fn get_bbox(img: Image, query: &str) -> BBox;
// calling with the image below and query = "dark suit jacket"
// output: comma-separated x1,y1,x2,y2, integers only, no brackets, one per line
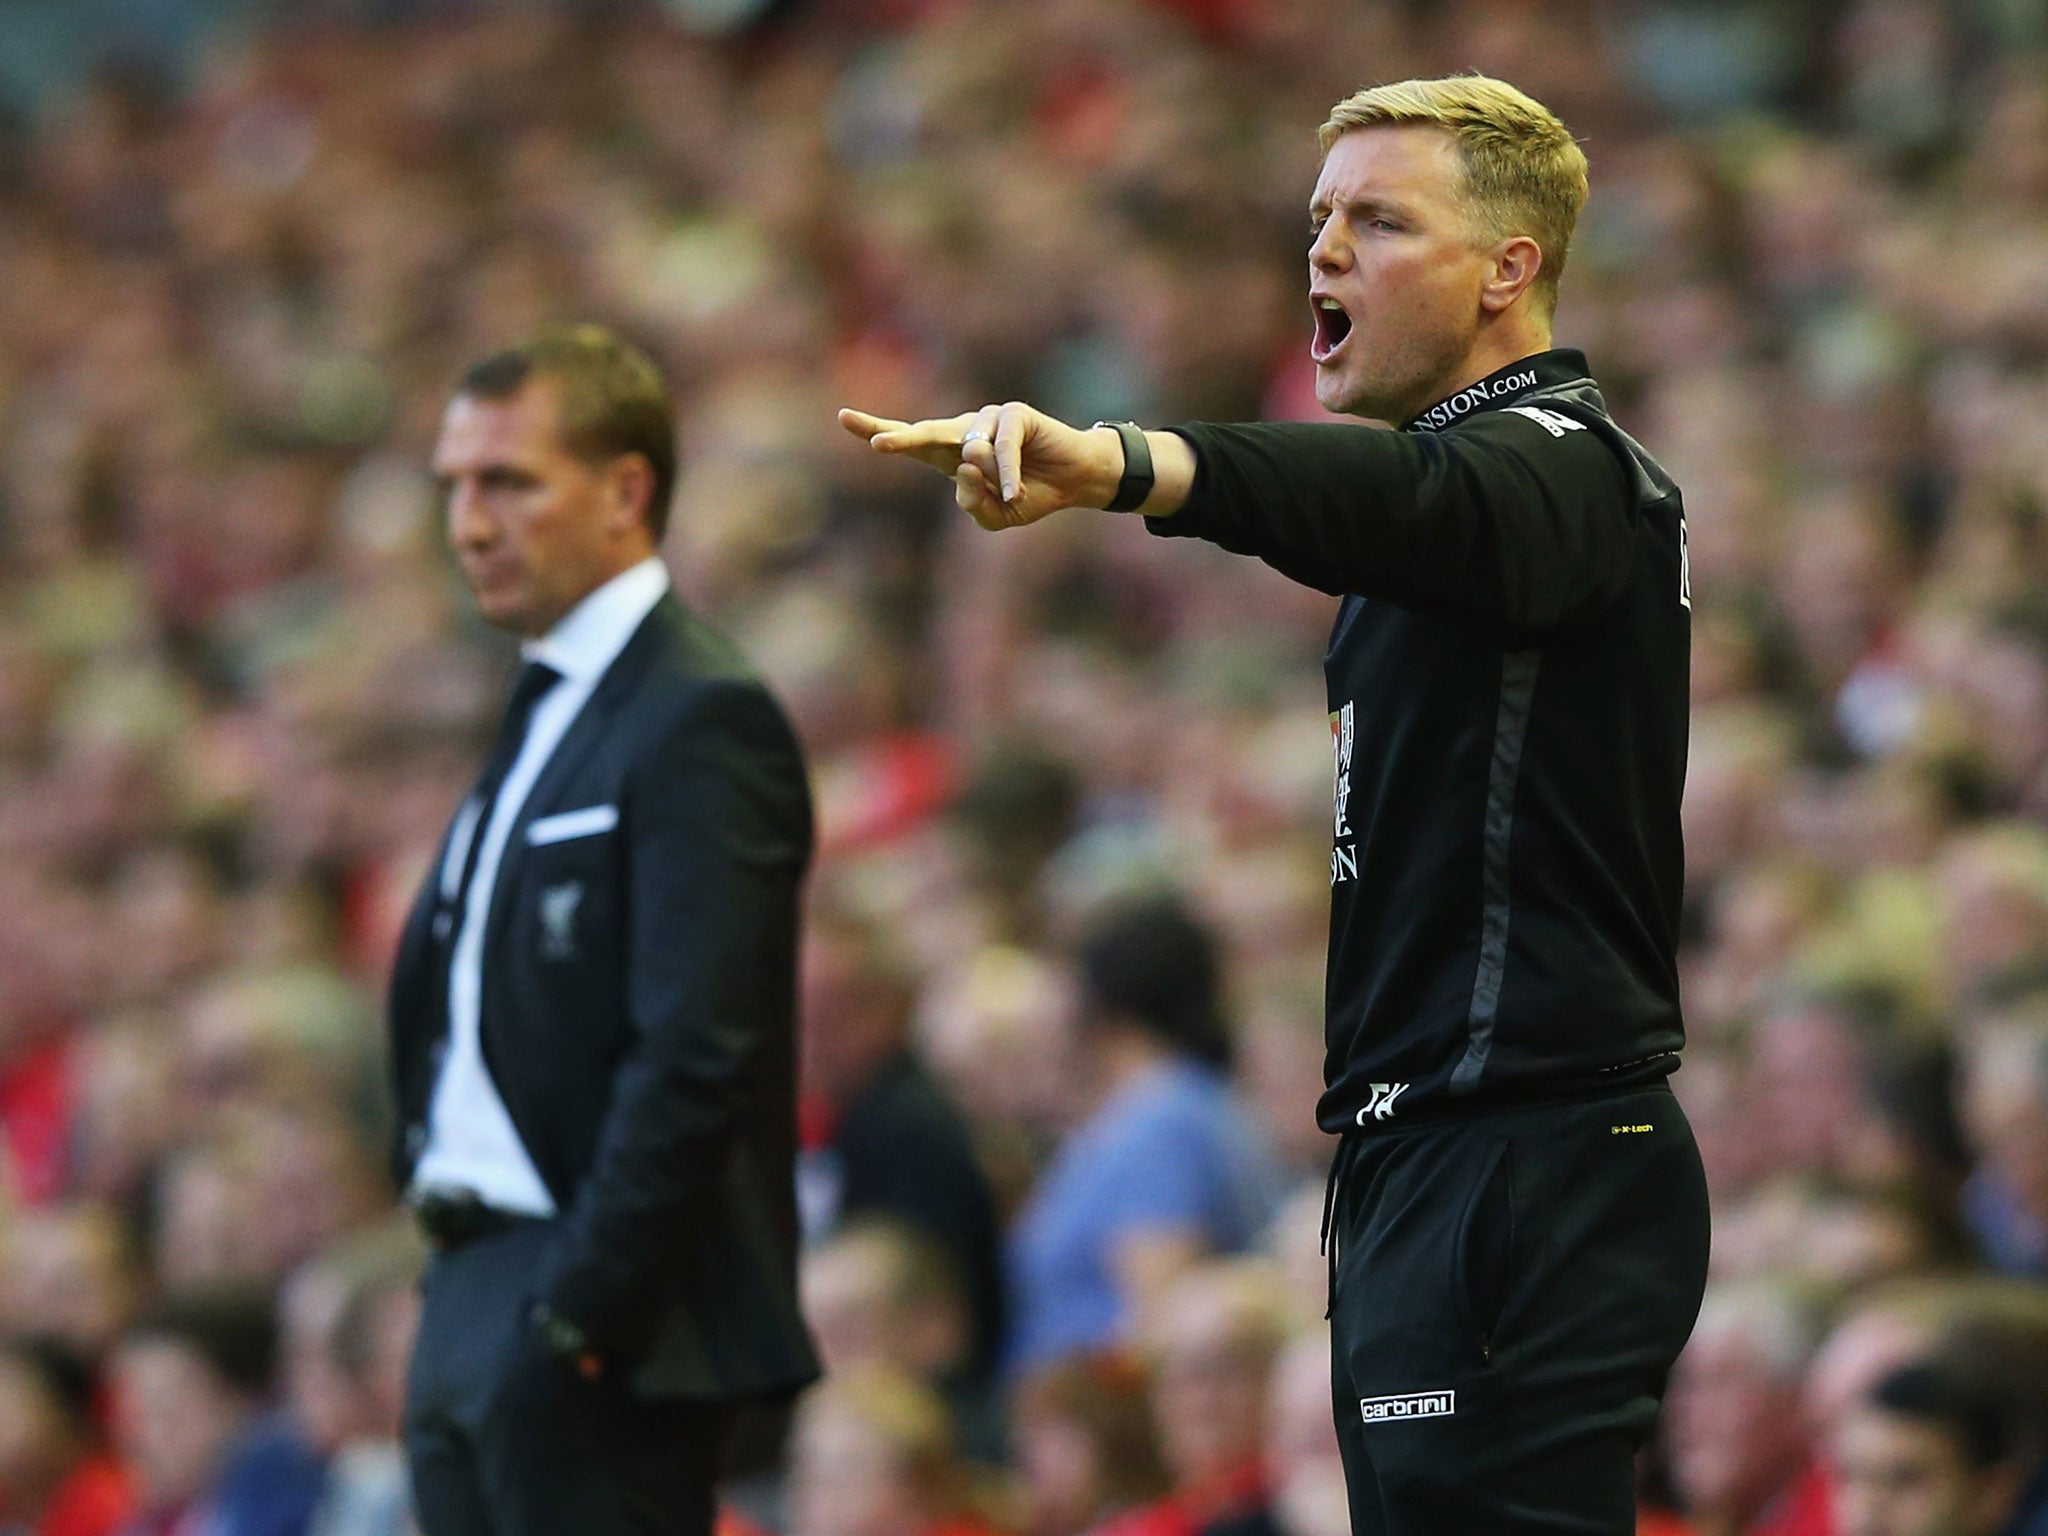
389,593,819,1402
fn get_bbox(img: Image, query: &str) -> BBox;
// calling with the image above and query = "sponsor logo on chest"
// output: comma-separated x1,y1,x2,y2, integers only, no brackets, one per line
1330,701,1358,885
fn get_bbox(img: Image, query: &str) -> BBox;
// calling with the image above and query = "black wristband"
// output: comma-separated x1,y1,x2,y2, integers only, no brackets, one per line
1093,420,1155,513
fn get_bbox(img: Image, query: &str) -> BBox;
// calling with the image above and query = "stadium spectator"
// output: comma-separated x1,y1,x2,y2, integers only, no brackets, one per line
1007,897,1281,1373
1804,1285,1955,1444
785,1367,1006,1536
277,1221,423,1536
1009,1353,1170,1536
1829,1360,2030,1536
0,1336,133,1536
109,1287,325,1536
0,1204,143,1361
1926,1291,2048,1534
1227,969,1333,1188
801,1219,998,1460
911,943,1077,1222
1955,997,2048,1278
798,902,1007,1379
1665,1281,1832,1536
62,1013,181,1210
1202,1326,1348,1536
803,1221,971,1387
1094,1262,1291,1536
1937,832,2048,1011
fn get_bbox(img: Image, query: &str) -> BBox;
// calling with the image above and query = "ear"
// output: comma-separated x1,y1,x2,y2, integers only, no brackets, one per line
1479,235,1544,315
603,454,658,544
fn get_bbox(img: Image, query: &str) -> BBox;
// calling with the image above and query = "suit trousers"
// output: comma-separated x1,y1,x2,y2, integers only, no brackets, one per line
1327,1083,1711,1535
404,1220,730,1536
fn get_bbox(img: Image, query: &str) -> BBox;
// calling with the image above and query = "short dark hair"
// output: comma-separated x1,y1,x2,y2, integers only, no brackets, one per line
1076,894,1232,1069
1869,1360,2021,1471
457,325,679,540
126,1285,278,1399
0,1335,99,1432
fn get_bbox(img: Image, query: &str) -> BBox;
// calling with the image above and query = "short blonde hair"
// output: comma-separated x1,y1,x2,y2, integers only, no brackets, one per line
1320,75,1589,318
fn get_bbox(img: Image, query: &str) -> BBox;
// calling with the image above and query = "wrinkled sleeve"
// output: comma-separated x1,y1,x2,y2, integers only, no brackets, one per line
1147,411,1638,632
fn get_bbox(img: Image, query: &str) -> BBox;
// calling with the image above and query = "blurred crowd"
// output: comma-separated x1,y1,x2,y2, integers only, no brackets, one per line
2,1,2048,1534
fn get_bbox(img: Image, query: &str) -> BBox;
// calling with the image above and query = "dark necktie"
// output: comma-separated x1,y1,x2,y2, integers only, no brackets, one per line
446,659,562,925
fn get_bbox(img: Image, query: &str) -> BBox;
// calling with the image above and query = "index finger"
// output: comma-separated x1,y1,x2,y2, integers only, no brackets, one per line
838,408,909,442
838,408,979,452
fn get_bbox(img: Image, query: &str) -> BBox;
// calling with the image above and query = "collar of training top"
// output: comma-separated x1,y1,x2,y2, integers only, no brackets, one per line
1402,349,1590,434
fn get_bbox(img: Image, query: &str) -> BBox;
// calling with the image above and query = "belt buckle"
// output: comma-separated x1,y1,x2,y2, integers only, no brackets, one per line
414,1187,489,1247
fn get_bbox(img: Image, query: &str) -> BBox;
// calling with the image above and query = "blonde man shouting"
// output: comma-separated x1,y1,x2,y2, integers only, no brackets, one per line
844,76,1708,1535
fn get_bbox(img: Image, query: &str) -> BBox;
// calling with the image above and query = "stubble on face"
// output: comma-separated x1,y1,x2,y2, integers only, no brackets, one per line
1307,127,1494,425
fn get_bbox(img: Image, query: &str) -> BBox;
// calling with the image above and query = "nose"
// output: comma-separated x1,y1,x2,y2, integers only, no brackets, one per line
446,481,494,551
1310,220,1347,275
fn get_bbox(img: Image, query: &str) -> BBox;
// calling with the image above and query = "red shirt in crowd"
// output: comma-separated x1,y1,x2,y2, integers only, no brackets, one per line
716,1512,1003,1536
1748,1461,1835,1536
1094,1459,1267,1536
21,1454,134,1536
0,1036,74,1204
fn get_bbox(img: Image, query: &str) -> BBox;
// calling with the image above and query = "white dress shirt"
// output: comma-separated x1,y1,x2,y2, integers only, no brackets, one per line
410,556,671,1214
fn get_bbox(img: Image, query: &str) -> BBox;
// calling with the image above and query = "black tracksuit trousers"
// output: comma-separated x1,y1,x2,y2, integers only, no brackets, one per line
1327,1083,1710,1534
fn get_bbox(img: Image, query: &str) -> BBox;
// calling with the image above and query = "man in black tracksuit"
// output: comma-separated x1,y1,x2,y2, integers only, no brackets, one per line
843,73,1710,1536
1161,348,1710,1534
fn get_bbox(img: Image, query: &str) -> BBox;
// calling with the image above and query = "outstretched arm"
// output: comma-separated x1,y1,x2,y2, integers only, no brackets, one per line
837,401,1197,528
842,397,1643,632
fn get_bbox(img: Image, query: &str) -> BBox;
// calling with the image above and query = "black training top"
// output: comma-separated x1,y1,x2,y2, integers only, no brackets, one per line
1149,349,1690,1133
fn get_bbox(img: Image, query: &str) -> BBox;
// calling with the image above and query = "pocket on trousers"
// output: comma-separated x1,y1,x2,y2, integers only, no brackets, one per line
1454,1138,1517,1360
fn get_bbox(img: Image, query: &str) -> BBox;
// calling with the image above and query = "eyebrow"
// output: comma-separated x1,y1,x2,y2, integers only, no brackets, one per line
1308,193,1420,223
433,460,537,484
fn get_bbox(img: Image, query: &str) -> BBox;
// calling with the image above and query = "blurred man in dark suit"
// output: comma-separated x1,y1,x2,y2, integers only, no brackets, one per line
388,327,817,1536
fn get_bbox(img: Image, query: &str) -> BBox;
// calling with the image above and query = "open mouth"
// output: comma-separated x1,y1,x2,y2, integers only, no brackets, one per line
1311,296,1353,363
